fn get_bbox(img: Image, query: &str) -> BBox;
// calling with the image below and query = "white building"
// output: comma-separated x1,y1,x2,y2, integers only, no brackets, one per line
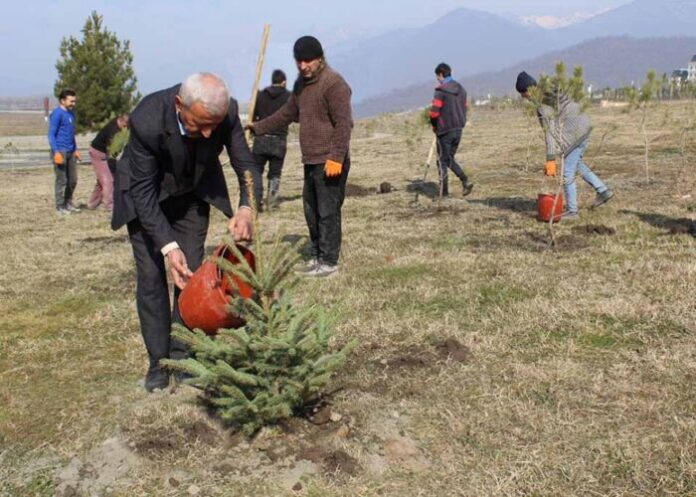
689,55,696,82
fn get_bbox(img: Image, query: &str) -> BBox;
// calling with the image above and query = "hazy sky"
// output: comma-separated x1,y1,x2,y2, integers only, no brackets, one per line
1,0,632,98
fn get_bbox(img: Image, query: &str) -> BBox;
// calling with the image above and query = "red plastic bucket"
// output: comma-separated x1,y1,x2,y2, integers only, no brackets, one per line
178,244,255,335
537,193,563,222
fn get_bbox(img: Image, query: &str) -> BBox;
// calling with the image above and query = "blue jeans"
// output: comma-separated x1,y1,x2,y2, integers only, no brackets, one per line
563,139,607,213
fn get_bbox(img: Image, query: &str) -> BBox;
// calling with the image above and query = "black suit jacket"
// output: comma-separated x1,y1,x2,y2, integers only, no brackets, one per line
111,85,261,251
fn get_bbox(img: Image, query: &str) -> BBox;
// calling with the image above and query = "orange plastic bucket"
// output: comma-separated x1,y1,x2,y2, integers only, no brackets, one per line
537,193,563,222
178,244,255,335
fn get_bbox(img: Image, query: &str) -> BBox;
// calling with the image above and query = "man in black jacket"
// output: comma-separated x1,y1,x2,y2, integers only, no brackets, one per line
112,72,261,392
252,69,291,209
429,62,473,197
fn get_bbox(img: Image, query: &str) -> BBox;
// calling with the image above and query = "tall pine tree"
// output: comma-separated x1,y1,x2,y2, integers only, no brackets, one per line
162,173,354,436
54,11,140,133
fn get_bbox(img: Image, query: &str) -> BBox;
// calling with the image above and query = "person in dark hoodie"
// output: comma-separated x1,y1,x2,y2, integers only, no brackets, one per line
429,63,473,197
252,69,291,209
516,71,614,219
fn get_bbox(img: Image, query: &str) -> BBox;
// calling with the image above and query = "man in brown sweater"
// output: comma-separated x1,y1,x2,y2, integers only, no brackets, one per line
248,36,353,277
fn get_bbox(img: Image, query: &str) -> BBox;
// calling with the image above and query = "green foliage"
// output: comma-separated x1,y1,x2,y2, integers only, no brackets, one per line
107,128,130,158
533,62,587,109
54,11,139,133
419,106,432,128
162,174,354,435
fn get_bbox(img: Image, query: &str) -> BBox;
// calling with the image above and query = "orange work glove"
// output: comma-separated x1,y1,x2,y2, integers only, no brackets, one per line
53,152,64,166
324,159,343,178
74,150,81,161
544,159,557,177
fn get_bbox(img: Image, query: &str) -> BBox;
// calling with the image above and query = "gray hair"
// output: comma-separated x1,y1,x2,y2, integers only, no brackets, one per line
179,72,230,116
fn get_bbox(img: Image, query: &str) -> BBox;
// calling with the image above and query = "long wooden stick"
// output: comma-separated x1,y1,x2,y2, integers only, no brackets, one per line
245,24,270,144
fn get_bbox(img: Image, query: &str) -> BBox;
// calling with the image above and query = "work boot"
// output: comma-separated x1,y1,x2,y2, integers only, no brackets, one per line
461,180,474,197
268,178,281,209
144,367,169,392
592,189,614,209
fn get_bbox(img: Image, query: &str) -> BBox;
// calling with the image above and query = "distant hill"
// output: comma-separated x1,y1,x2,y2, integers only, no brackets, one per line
354,36,696,118
332,0,696,102
562,0,696,42
331,8,551,101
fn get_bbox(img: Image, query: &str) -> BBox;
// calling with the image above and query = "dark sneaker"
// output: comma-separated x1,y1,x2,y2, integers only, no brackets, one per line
592,189,614,209
304,263,338,278
294,258,318,274
462,182,474,197
561,211,579,220
173,371,193,385
144,368,169,392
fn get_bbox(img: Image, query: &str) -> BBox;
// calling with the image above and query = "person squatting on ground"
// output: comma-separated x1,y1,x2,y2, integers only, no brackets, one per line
429,63,474,197
248,36,353,278
252,69,291,210
88,113,130,211
111,73,261,392
48,89,81,215
516,71,614,219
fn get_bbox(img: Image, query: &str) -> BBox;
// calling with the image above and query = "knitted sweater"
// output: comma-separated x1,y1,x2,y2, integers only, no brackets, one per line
253,65,353,165
537,91,591,160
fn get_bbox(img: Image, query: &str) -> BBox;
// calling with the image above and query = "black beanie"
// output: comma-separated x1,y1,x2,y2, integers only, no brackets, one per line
516,71,537,93
294,36,324,61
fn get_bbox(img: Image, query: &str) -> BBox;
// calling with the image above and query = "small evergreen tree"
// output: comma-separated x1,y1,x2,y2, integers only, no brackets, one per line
54,11,139,133
626,70,661,184
161,173,354,436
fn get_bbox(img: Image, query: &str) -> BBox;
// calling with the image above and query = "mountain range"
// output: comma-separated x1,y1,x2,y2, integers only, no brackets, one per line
353,36,696,118
329,0,696,111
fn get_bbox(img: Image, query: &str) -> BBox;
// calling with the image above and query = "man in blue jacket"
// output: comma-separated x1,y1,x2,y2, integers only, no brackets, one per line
48,89,81,214
429,63,473,197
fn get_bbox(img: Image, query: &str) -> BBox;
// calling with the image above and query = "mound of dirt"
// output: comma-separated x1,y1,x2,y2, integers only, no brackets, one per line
571,224,616,236
55,437,139,497
434,338,471,363
346,184,373,197
378,182,394,194
666,218,696,236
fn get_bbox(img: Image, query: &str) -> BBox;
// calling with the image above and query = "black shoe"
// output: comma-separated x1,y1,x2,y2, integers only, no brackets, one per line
173,371,193,385
144,368,169,392
462,182,474,197
592,189,614,209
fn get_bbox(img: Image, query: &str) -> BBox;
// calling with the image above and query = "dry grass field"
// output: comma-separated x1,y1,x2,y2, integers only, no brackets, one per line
1,101,695,496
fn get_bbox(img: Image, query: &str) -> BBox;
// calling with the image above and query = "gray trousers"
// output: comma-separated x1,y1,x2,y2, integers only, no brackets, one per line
126,193,210,373
54,151,78,209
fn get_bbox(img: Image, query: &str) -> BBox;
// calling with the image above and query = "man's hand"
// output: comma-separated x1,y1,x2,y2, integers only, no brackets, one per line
544,159,557,177
53,152,64,166
74,150,82,161
228,207,253,241
324,159,343,178
166,248,193,290
243,123,256,134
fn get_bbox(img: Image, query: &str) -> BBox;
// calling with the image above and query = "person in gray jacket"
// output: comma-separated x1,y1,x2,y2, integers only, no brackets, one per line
516,71,613,218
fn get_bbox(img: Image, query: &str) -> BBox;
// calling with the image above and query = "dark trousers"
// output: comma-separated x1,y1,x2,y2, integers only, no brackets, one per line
253,153,285,180
436,129,468,195
303,158,350,266
126,193,210,372
54,150,78,209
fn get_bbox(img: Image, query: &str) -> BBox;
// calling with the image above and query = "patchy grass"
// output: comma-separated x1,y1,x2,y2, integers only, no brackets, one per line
1,101,695,496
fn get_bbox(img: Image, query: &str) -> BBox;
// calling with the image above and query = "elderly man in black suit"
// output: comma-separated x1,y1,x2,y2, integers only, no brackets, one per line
112,72,261,392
